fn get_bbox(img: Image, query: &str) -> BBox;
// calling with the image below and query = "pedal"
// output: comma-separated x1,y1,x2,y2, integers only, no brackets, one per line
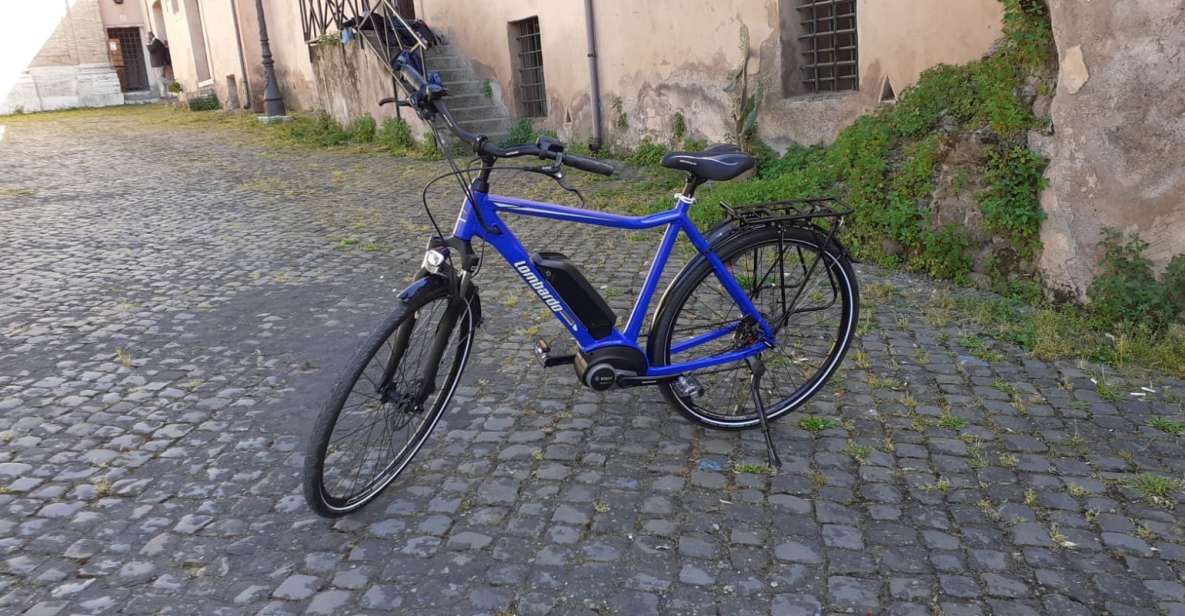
673,375,704,399
535,339,575,368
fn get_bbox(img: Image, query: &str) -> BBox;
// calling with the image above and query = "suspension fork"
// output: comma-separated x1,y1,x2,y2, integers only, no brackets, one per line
379,316,416,401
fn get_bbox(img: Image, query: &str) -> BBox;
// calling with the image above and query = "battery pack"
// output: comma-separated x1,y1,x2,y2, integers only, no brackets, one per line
532,252,617,339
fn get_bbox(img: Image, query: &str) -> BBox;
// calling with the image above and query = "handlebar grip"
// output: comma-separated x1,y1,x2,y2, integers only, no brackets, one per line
562,154,614,177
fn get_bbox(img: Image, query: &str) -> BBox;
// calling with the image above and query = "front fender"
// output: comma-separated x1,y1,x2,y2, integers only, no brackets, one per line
396,273,482,328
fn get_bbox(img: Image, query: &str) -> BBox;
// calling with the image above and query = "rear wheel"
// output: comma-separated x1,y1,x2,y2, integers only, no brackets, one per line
303,278,476,517
649,226,858,430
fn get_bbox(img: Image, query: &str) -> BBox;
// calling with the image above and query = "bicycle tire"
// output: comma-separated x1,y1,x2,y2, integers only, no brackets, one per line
649,226,858,430
303,277,476,517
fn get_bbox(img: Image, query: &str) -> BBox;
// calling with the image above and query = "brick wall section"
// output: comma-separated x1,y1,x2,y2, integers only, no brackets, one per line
29,0,111,68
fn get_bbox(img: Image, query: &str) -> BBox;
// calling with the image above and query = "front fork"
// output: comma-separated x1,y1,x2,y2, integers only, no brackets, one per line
380,236,480,411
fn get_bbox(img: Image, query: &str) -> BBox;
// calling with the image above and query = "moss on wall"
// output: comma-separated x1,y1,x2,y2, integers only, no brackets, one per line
672,0,1055,290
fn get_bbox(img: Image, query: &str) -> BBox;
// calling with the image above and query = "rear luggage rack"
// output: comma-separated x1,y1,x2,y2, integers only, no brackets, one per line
719,197,851,227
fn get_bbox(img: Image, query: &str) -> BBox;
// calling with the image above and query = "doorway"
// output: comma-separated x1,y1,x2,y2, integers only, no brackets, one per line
107,28,150,92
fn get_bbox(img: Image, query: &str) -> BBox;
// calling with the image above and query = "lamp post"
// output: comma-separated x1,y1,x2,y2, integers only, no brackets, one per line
254,0,287,120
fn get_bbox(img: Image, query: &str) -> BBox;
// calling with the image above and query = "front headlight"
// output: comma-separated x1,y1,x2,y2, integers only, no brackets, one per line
421,248,449,274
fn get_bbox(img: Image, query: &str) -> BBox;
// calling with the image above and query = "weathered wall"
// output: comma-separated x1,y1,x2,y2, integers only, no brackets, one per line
157,0,316,111
159,0,204,93
260,0,320,111
418,0,1002,148
309,40,429,138
0,0,123,114
198,0,250,108
760,0,1004,148
1038,0,1185,299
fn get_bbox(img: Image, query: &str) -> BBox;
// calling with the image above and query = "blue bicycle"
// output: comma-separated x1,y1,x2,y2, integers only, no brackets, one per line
303,56,860,517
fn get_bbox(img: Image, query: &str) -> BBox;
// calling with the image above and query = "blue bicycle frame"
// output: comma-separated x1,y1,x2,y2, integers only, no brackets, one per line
451,189,777,378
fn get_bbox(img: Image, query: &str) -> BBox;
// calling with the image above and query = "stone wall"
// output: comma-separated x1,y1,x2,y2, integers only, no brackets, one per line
309,41,430,138
1038,0,1185,299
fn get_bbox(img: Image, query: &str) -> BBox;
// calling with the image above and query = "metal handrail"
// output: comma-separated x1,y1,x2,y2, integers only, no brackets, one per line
299,0,425,52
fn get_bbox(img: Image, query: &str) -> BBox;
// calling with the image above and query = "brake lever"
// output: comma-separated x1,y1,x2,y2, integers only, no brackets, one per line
525,161,586,207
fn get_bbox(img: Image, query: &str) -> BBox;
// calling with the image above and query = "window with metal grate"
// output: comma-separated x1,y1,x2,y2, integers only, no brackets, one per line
796,0,858,94
510,17,547,118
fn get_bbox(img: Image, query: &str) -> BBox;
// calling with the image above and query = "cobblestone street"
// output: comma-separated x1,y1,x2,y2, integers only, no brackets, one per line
2,107,1185,615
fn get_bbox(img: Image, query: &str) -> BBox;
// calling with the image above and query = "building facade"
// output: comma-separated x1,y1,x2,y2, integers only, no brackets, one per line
3,1,123,114
418,0,1004,148
156,0,318,111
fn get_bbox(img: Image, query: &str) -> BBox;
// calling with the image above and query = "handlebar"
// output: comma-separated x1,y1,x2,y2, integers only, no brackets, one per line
391,55,614,177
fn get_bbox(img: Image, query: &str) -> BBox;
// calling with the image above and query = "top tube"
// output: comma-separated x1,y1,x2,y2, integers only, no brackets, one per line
488,194,688,231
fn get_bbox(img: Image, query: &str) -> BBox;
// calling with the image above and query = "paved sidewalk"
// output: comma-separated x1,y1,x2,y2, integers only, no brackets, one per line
1,108,1184,615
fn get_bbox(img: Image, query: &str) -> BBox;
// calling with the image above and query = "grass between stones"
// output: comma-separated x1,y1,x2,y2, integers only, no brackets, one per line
798,416,839,433
1148,418,1185,436
1126,473,1184,508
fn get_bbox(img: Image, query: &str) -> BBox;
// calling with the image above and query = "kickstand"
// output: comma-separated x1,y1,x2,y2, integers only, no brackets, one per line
746,355,782,469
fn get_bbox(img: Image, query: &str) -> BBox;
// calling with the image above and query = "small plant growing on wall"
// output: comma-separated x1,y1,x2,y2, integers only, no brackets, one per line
725,23,764,152
672,112,687,145
480,80,493,99
612,96,627,131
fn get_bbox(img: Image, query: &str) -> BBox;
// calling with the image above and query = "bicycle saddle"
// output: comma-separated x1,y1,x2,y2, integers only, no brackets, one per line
661,144,755,182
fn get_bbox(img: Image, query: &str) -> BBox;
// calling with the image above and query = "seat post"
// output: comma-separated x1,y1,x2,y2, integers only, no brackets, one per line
681,174,705,199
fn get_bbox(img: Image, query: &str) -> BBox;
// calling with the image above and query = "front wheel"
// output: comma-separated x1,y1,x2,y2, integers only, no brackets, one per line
649,226,859,430
303,277,477,517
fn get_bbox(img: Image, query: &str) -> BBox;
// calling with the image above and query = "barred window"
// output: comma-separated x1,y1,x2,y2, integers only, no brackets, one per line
510,17,547,118
782,0,859,96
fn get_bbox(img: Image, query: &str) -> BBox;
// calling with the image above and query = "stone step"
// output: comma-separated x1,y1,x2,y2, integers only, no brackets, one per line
442,92,497,110
448,103,505,122
442,80,488,96
422,54,466,69
454,116,513,136
427,66,470,82
123,91,160,104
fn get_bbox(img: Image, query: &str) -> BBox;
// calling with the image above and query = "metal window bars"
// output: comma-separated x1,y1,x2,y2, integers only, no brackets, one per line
298,0,427,80
797,0,858,93
512,17,547,118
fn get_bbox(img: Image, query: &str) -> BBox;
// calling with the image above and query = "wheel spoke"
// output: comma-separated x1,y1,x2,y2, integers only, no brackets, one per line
658,232,854,426
310,294,472,512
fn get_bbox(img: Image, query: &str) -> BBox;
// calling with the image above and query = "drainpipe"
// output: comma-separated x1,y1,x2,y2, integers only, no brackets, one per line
230,0,253,107
583,0,603,151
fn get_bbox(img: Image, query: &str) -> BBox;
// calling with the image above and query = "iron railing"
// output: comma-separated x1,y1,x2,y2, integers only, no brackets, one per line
299,0,425,52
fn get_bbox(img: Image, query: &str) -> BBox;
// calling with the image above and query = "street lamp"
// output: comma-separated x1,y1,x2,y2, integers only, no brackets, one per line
255,0,287,120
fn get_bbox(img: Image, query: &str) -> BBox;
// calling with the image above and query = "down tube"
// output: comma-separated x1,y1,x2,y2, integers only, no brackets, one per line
474,214,604,349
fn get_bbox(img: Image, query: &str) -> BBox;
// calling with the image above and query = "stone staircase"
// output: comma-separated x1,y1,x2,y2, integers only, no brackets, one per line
356,26,513,146
422,43,513,145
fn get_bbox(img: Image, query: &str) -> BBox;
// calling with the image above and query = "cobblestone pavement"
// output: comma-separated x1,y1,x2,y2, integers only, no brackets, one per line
2,107,1185,616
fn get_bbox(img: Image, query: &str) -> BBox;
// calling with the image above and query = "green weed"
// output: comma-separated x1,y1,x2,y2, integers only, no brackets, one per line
1148,418,1185,436
938,413,968,430
377,118,416,151
734,462,772,474
1127,473,1183,507
841,440,873,464
799,416,839,432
